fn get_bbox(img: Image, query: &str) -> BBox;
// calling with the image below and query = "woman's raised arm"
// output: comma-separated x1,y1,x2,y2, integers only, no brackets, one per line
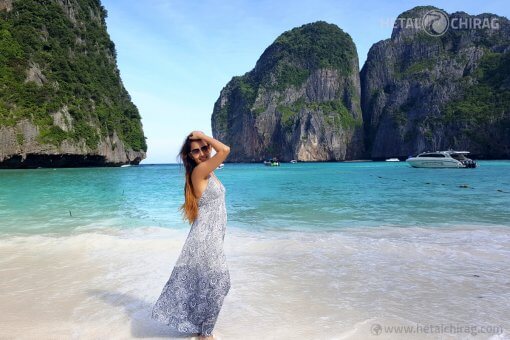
189,131,230,180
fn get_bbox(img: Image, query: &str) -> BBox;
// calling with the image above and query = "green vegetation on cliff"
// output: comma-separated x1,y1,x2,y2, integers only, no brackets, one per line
0,0,147,151
277,97,361,131
260,21,357,91
219,21,358,114
213,21,359,139
273,21,356,74
444,51,510,125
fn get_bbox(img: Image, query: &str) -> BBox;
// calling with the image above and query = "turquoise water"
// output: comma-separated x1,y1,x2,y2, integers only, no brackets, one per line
1,161,510,338
1,161,509,235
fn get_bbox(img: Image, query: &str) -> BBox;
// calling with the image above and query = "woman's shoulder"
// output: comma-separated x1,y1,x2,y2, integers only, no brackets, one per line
191,168,210,182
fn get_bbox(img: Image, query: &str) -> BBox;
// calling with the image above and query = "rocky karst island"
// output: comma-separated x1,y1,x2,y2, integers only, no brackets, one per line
213,6,510,162
0,0,147,168
361,7,510,161
212,21,364,162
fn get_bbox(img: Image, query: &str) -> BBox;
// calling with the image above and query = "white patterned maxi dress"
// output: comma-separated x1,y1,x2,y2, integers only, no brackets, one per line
151,174,231,336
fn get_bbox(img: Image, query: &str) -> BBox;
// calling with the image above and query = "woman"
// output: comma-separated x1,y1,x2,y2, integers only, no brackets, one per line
151,131,231,339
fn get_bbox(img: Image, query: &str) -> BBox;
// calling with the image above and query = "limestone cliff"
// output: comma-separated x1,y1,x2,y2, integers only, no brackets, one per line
0,0,147,168
361,6,510,159
211,21,364,162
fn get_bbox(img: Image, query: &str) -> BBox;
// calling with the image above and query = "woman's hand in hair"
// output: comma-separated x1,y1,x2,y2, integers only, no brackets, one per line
188,131,205,140
190,133,230,181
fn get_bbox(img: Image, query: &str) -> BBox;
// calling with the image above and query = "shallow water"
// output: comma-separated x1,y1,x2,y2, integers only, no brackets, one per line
1,161,509,235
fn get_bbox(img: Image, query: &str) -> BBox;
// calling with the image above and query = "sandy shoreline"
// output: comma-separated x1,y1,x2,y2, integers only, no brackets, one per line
0,226,509,339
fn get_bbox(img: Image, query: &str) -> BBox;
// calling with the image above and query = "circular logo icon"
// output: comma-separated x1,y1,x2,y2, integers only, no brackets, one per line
371,323,382,335
422,9,449,36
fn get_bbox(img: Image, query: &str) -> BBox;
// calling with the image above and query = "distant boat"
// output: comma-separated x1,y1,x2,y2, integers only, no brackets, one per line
406,151,477,168
385,158,400,162
120,164,131,167
264,157,280,166
217,163,224,169
290,159,297,163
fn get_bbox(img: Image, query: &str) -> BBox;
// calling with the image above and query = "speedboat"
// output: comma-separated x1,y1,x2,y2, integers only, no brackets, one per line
406,151,477,168
385,158,400,162
217,163,224,169
290,159,297,163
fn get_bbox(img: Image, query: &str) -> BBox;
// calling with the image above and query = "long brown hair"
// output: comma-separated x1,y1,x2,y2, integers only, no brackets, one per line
177,136,201,224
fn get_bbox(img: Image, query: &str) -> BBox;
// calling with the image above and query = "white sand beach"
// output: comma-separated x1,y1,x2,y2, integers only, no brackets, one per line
0,225,509,339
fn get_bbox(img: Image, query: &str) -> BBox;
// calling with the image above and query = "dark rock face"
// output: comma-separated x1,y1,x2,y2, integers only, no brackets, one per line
0,153,141,169
361,6,510,159
0,0,147,168
212,21,364,162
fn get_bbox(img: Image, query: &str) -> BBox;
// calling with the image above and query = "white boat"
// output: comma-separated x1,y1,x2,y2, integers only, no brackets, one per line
290,159,297,163
385,158,400,162
217,163,224,169
406,151,477,168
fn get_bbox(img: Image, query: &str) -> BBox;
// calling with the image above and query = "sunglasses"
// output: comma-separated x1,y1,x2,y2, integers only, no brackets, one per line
190,144,211,156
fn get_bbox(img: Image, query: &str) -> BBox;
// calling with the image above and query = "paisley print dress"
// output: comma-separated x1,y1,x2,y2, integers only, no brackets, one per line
151,173,230,336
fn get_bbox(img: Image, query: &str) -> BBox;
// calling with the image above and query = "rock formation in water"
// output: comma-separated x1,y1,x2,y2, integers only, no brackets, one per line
0,0,147,168
361,6,510,159
211,21,364,162
213,8,510,162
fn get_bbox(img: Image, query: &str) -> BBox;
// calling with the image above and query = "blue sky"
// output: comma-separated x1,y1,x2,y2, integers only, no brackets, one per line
101,0,509,164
